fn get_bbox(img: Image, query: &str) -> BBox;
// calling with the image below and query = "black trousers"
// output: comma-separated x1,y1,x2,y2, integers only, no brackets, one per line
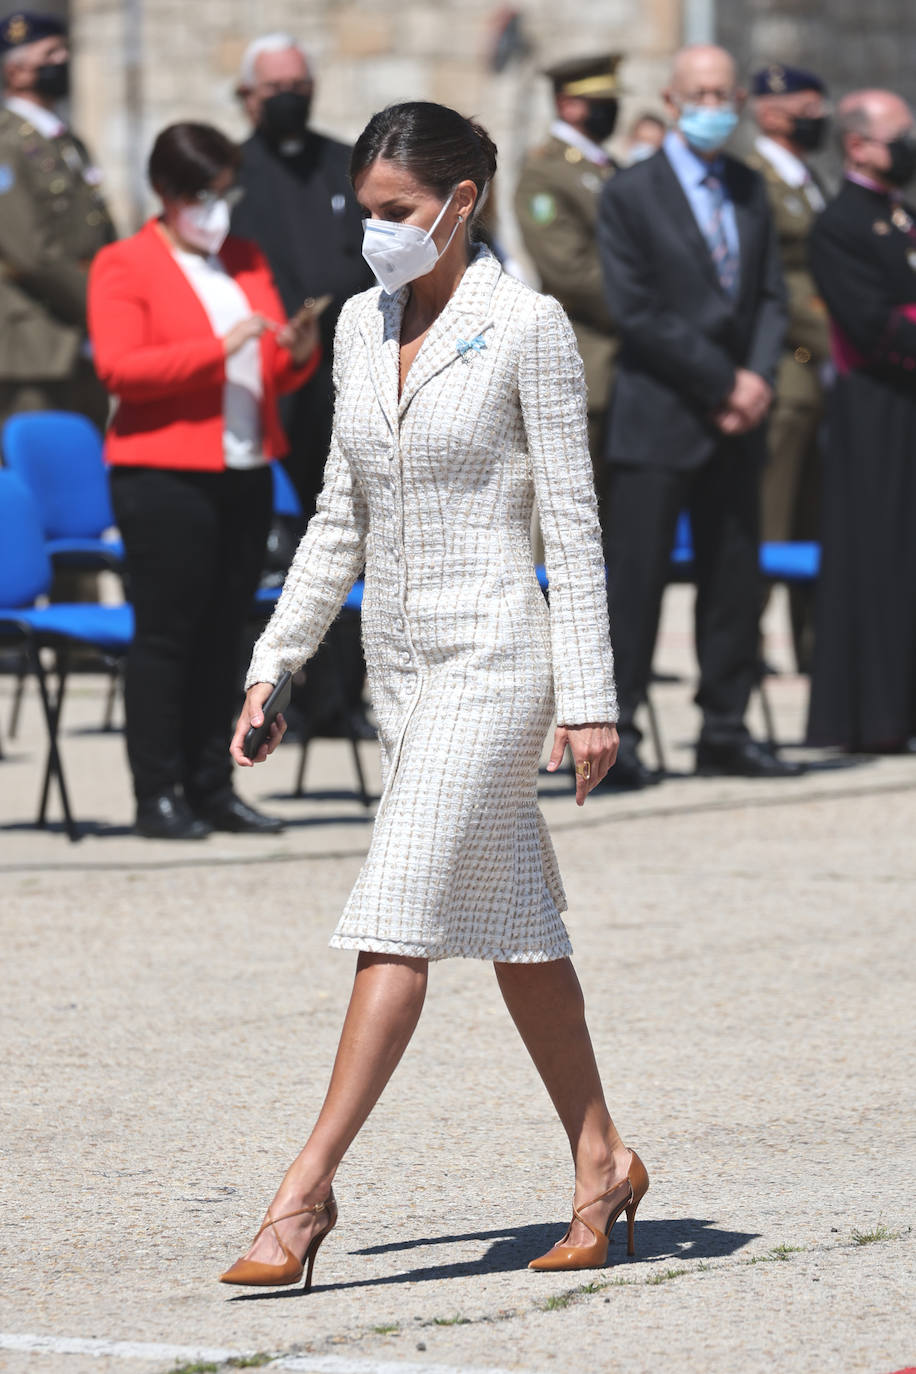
111,465,272,803
604,444,762,745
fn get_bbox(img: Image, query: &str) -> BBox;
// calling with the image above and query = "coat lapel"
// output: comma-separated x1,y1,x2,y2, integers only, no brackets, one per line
653,152,723,295
358,286,404,436
397,247,502,418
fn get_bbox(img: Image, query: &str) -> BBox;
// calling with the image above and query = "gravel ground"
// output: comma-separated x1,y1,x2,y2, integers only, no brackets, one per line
1,588,913,1374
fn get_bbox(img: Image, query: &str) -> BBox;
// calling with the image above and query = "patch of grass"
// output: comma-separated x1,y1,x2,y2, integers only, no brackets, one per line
747,1244,805,1264
431,1315,472,1327
645,1267,689,1285
851,1223,899,1246
171,1357,271,1374
371,1323,400,1335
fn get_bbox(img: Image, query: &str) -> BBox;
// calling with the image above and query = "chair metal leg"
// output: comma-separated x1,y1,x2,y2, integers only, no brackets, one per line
644,688,668,775
30,643,78,841
8,651,28,738
102,659,121,731
348,736,371,809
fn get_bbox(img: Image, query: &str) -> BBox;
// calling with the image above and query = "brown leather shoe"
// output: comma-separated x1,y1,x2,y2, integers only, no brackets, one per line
219,1191,337,1291
528,1151,649,1272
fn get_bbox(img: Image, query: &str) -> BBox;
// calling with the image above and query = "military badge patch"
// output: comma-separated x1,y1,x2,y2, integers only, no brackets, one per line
529,193,557,225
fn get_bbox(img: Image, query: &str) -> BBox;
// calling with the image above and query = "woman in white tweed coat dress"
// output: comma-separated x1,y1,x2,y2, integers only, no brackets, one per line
221,103,648,1288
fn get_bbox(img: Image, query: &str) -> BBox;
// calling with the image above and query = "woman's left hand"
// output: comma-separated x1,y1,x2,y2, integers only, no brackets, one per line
276,307,320,367
547,722,619,806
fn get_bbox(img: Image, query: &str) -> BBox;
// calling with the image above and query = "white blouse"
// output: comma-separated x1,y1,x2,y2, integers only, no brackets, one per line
172,247,265,469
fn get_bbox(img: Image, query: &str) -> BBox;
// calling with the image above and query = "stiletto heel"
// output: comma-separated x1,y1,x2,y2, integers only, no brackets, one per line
219,1190,338,1290
529,1150,649,1272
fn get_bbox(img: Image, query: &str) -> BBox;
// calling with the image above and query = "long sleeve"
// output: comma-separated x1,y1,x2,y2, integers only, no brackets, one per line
88,249,226,401
518,292,618,725
0,143,88,325
811,211,916,381
246,303,368,687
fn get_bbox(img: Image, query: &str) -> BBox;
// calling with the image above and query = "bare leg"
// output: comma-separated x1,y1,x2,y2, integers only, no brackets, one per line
494,957,632,1248
240,951,428,1265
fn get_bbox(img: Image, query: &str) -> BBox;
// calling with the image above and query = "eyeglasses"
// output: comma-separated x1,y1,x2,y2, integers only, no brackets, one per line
193,185,246,209
255,80,312,98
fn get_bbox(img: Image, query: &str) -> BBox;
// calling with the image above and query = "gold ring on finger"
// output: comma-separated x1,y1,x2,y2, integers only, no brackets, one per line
575,760,591,780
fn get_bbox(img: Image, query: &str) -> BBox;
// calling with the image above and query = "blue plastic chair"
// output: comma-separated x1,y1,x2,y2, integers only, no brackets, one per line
271,460,304,519
0,470,133,840
1,411,124,566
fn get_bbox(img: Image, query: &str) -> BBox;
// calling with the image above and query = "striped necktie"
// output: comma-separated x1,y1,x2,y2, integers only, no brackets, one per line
702,171,739,298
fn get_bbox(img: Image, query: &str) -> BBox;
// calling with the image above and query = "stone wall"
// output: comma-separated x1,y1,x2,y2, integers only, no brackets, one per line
717,0,916,108
68,0,681,239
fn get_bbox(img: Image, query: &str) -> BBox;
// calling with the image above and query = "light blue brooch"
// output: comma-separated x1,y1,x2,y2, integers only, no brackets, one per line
456,334,487,362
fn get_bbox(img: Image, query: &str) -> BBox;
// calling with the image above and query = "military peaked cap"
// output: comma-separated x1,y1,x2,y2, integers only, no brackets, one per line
543,52,623,99
752,64,826,97
0,10,66,52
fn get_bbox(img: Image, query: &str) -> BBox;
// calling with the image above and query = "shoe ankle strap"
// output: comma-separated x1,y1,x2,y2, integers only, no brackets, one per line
255,1196,330,1243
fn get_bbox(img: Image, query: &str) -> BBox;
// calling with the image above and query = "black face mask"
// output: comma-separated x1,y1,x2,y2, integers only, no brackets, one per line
583,100,619,145
790,114,828,153
260,91,311,148
884,134,916,188
34,61,70,100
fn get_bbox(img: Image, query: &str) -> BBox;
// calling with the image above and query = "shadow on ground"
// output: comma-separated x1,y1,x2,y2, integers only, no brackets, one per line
226,1218,758,1301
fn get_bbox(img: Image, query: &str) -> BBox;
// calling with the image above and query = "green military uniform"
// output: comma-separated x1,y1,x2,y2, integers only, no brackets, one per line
747,64,833,670
514,53,622,473
0,104,115,428
746,145,831,542
516,139,617,461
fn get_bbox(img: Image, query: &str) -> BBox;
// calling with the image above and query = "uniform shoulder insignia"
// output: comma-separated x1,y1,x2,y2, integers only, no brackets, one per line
873,220,891,236
0,163,14,194
529,192,557,226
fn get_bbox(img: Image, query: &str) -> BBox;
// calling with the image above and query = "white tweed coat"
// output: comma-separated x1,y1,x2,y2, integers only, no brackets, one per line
248,246,617,961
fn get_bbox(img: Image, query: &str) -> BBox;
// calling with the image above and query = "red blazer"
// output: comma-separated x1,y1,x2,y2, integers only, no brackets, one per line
88,220,320,471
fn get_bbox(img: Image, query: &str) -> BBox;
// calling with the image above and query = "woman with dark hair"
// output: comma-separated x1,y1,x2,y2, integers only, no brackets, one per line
88,122,320,839
221,100,646,1286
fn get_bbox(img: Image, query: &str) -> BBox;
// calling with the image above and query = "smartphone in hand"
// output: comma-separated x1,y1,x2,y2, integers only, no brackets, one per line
242,671,292,760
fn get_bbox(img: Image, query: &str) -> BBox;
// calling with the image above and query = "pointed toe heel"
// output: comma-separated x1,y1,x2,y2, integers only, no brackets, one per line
529,1149,649,1272
219,1191,338,1291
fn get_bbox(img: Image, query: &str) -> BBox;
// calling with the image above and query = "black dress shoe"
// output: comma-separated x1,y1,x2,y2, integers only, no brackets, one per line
695,737,803,778
599,740,661,790
136,787,211,840
196,793,285,835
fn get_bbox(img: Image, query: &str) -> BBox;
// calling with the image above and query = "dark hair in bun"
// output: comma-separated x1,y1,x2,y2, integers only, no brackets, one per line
350,101,497,214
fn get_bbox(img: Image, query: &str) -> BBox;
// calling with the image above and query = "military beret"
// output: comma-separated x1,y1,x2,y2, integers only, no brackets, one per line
0,10,66,53
543,52,623,99
752,64,826,97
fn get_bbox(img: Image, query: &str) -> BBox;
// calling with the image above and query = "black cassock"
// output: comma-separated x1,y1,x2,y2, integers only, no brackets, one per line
232,128,372,516
808,178,916,750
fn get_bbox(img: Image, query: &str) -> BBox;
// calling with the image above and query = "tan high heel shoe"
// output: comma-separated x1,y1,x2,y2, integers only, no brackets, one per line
528,1150,649,1272
219,1190,338,1292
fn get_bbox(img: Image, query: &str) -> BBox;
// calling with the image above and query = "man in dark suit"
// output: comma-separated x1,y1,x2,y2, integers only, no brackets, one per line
598,43,797,785
232,34,374,741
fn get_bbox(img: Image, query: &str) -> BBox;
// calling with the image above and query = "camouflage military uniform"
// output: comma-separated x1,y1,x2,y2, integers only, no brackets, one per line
0,103,116,429
747,142,831,669
515,136,617,469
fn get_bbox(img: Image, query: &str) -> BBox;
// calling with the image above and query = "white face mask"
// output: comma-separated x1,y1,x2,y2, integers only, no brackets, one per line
361,189,462,295
176,197,231,256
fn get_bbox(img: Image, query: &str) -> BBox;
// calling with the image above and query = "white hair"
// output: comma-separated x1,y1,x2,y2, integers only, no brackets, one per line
239,33,311,88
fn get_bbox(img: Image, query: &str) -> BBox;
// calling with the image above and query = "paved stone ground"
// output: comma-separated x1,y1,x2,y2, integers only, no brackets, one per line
1,588,914,1374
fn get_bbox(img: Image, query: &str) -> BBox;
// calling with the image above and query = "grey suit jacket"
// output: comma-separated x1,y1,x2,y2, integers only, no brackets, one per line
598,146,787,470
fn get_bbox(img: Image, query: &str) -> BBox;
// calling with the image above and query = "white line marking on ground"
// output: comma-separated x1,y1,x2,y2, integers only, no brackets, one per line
0,1332,534,1374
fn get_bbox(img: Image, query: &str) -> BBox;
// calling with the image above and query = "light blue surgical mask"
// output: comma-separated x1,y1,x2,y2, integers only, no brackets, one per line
678,103,738,154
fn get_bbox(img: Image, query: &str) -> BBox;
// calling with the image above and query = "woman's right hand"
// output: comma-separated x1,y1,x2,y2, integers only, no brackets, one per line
223,315,268,357
230,682,287,767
